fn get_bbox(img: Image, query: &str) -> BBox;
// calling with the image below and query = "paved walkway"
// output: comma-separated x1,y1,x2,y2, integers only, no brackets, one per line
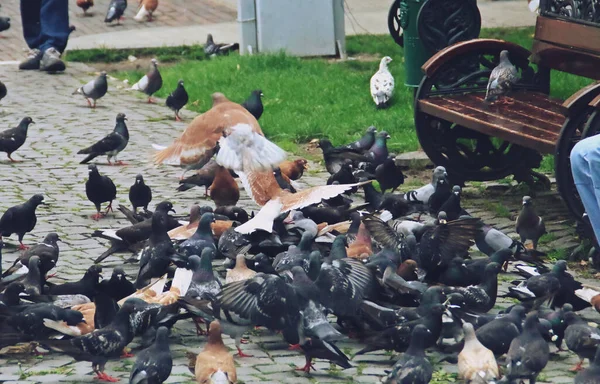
0,62,597,383
0,0,535,54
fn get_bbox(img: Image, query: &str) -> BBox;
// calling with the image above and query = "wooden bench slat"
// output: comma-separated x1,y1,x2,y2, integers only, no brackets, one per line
535,16,600,58
531,40,600,80
464,93,565,124
418,98,559,154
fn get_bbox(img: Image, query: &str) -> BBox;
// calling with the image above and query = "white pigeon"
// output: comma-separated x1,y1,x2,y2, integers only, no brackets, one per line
370,56,394,107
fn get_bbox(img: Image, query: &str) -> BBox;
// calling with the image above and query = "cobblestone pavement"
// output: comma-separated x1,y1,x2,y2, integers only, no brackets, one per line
0,63,598,383
0,0,236,61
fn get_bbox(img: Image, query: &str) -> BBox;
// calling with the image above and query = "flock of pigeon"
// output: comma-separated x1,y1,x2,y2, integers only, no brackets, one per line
0,22,600,384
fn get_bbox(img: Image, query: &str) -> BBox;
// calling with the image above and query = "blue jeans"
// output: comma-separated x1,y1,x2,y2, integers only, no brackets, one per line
20,0,70,53
571,134,600,242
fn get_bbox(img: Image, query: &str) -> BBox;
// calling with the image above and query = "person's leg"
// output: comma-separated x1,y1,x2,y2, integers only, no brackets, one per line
38,0,69,71
20,0,43,49
571,135,600,241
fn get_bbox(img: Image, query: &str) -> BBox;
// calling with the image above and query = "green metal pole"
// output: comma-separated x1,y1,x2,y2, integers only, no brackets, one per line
401,0,434,87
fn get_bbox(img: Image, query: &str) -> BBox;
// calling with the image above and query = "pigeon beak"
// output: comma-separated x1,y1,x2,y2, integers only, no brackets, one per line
30,120,36,125
80,319,87,324
386,134,391,139
170,208,176,213
124,117,128,120
440,219,447,224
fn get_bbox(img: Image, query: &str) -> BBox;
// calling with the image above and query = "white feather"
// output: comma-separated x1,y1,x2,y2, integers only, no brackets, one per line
515,264,540,277
216,123,286,172
152,143,167,151
134,4,149,21
131,74,149,92
575,288,599,303
379,210,393,222
43,319,82,336
172,267,193,296
101,229,122,241
209,369,232,384
528,0,540,13
235,199,284,234
512,285,535,298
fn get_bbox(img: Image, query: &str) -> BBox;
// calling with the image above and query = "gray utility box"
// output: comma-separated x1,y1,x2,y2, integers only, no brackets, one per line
237,0,345,57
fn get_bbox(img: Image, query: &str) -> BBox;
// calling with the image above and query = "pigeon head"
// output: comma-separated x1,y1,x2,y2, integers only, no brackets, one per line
290,265,307,279
432,166,448,184
379,56,392,69
187,255,201,271
135,174,144,184
29,194,46,206
452,185,461,195
112,266,127,281
150,58,158,67
199,212,216,229
155,326,170,343
295,158,309,170
317,139,333,150
85,265,103,282
561,303,573,313
200,248,215,268
63,309,86,325
366,126,377,134
484,262,502,277
44,232,60,244
231,207,249,223
177,79,184,87
88,164,99,175
552,260,568,274
206,33,214,44
252,89,263,98
29,255,41,268
188,205,202,223
155,201,175,214
499,50,511,64
446,292,465,308
19,116,35,129
523,312,541,330
437,211,448,224
100,71,107,78
376,131,391,140
563,311,580,326
522,195,532,206
116,113,127,122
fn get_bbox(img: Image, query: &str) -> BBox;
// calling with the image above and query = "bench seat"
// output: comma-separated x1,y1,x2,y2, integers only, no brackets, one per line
417,91,566,154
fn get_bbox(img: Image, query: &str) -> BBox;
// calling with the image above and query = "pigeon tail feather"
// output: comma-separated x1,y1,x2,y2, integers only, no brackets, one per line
153,140,184,165
42,318,82,336
134,5,149,21
575,287,598,303
216,123,286,172
172,267,193,296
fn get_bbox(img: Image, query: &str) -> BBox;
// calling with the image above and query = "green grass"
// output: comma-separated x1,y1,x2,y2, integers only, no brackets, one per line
548,248,569,261
69,29,595,160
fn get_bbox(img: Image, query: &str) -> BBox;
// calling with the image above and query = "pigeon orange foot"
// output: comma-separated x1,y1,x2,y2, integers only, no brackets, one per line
236,347,253,358
295,359,316,373
569,361,584,371
18,243,29,250
91,212,104,220
95,372,119,382
120,352,134,358
288,344,302,351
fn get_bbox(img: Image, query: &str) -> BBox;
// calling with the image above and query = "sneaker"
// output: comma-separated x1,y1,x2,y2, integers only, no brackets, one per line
39,47,65,72
19,49,41,70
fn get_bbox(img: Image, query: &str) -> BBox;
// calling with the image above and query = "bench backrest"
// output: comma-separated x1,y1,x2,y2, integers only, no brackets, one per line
532,0,600,79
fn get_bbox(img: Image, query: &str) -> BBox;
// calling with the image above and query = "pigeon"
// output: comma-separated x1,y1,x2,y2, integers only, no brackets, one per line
72,71,108,108
40,299,137,382
104,0,127,24
102,266,135,301
204,33,240,57
77,113,129,165
129,174,152,213
375,157,405,193
381,324,433,384
317,138,368,175
365,131,390,169
458,323,499,383
0,194,46,249
370,56,394,107
0,15,10,33
344,126,377,152
131,58,162,103
0,117,34,162
45,265,103,300
6,255,43,295
185,250,221,302
508,260,563,307
192,320,237,383
6,302,86,340
564,311,600,371
443,262,502,313
0,79,6,102
404,166,447,204
438,185,464,221
2,232,60,279
85,164,117,220
516,196,546,250
279,158,309,180
165,79,188,121
129,327,172,384
76,0,94,15
498,313,549,384
178,212,216,258
134,0,158,22
485,50,519,104
153,93,285,173
574,345,600,384
241,89,264,120
428,177,452,215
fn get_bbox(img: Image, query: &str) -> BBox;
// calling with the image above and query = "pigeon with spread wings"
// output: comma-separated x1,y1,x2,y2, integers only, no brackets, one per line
153,92,285,174
234,170,370,234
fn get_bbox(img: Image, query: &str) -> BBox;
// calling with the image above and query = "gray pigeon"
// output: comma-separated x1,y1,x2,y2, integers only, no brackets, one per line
403,166,447,204
131,59,162,103
0,16,10,33
77,113,129,165
485,50,519,104
0,117,34,162
72,71,108,108
105,0,127,24
204,33,239,57
516,196,546,250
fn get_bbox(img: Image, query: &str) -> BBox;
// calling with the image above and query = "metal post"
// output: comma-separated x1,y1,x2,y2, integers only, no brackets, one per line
238,0,258,55
401,0,433,87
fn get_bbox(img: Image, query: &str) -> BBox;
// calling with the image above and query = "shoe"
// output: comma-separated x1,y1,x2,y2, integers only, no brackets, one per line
19,49,41,70
39,47,65,72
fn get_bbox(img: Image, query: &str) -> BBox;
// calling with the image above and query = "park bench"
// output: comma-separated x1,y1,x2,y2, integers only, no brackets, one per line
411,0,600,223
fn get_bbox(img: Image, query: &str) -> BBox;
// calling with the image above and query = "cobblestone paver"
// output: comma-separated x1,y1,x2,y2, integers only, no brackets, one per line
0,0,236,61
0,63,598,383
